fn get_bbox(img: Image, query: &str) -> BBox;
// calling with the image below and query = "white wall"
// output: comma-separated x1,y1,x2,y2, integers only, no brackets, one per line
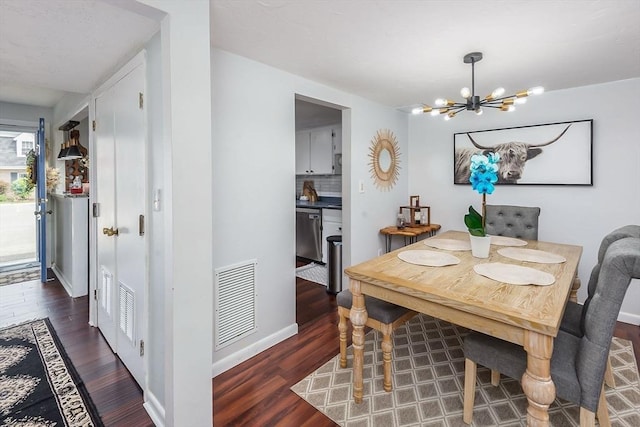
408,78,640,324
210,48,408,373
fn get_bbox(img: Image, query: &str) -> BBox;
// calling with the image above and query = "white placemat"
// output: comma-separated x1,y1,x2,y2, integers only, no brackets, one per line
474,262,555,286
490,236,528,246
423,238,471,251
397,250,461,267
498,247,566,264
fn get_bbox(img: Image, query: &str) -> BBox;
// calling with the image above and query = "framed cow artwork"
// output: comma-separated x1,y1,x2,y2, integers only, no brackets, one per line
453,119,593,185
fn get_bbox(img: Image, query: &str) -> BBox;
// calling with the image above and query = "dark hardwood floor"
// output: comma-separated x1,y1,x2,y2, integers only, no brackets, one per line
0,272,154,427
2,267,638,426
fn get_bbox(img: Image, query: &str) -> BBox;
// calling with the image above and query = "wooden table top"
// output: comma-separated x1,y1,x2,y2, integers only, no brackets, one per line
379,223,441,237
345,230,582,339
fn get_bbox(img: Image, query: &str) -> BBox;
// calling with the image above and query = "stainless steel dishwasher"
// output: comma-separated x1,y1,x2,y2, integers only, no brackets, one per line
296,207,322,262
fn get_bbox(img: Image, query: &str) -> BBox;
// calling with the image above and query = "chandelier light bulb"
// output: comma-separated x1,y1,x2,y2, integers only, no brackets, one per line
430,109,440,116
528,86,544,95
491,87,505,98
514,97,527,105
435,98,446,107
411,107,423,115
507,105,515,112
460,87,471,99
475,108,483,115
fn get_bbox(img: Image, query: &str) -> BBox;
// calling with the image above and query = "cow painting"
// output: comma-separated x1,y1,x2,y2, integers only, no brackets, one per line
454,124,572,184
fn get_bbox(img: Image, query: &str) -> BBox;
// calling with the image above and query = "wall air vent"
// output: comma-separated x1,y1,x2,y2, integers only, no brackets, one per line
214,259,257,350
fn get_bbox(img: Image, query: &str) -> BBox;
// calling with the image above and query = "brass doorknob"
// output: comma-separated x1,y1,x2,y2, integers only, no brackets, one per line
102,227,119,236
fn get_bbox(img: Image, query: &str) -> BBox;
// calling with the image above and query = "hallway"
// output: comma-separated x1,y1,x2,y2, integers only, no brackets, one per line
0,274,153,426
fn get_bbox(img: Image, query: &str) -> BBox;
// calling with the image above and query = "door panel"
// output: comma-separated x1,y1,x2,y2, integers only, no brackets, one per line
95,86,118,350
113,65,146,386
36,118,47,282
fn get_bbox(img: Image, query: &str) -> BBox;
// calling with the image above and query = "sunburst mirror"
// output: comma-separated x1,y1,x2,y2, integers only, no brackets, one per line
368,129,401,190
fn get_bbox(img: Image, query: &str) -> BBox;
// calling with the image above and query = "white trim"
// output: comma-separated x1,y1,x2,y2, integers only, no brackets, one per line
143,391,165,427
618,311,640,326
211,323,298,377
51,265,73,297
93,51,147,97
0,119,38,131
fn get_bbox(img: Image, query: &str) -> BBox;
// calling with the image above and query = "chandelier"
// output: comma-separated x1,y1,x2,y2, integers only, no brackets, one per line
412,52,544,120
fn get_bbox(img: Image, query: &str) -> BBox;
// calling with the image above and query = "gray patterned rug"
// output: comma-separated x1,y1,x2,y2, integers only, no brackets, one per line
296,263,328,287
292,314,640,426
0,268,39,287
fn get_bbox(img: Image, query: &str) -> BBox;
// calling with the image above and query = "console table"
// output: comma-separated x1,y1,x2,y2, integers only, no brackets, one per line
379,223,441,252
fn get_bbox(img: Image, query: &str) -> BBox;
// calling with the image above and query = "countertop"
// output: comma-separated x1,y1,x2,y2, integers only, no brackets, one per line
296,196,342,210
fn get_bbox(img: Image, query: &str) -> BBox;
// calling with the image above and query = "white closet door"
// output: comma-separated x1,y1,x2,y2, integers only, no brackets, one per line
95,85,118,351
113,63,146,387
94,58,147,387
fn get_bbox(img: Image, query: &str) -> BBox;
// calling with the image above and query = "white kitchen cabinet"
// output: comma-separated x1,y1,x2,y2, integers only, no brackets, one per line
322,208,342,264
51,194,89,297
296,127,334,175
332,126,342,154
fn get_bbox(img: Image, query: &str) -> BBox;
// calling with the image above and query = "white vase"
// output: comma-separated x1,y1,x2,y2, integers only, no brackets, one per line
469,234,491,258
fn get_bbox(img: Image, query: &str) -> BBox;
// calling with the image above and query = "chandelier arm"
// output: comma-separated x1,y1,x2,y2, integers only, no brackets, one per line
484,94,518,103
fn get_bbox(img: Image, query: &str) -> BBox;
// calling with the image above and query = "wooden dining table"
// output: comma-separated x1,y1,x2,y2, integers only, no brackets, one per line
344,230,582,427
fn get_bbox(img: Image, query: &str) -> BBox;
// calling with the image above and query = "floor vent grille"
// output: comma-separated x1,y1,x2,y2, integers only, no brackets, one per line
214,259,257,350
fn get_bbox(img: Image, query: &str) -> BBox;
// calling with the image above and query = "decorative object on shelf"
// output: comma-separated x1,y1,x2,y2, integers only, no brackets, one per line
46,166,61,192
63,129,88,191
454,119,592,185
399,195,430,228
464,152,500,258
57,120,80,160
412,52,544,120
368,129,401,190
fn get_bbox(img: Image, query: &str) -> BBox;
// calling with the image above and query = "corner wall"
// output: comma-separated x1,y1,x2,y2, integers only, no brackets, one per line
211,48,409,373
408,78,640,323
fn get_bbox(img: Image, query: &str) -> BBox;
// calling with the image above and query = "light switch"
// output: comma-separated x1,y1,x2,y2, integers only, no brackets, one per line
358,180,365,193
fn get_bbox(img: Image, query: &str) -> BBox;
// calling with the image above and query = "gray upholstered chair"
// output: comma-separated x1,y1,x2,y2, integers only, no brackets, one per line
560,224,640,388
462,237,640,426
485,204,540,240
336,290,416,392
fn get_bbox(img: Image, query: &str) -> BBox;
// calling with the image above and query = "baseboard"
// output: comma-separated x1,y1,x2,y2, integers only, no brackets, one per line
143,390,165,427
212,323,298,377
51,265,72,297
618,310,640,326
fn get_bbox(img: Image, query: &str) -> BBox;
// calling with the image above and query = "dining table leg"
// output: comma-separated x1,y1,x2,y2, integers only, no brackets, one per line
521,330,555,427
350,279,368,404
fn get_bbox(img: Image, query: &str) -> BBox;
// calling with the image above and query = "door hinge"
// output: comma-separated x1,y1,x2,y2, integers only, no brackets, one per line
139,340,145,356
139,214,145,236
94,289,98,300
92,203,100,217
92,120,96,131
139,92,144,109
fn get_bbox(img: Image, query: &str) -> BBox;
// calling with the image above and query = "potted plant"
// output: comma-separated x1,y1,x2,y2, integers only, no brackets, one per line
464,152,500,257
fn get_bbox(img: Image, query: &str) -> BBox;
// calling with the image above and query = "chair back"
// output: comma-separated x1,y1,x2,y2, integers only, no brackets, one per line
577,237,640,410
580,225,640,331
485,205,540,240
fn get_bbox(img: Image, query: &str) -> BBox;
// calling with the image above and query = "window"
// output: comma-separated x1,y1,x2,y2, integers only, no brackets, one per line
15,133,35,157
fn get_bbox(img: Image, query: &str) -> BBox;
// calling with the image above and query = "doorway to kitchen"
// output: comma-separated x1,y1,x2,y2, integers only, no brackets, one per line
294,96,344,301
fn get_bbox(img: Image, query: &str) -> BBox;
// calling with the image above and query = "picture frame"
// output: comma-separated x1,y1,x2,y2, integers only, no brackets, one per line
453,119,593,186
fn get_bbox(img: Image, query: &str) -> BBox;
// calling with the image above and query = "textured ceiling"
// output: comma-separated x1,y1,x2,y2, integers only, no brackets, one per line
0,1,639,110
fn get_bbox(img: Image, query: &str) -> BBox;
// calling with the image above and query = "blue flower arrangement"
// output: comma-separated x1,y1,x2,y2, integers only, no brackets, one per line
464,152,500,236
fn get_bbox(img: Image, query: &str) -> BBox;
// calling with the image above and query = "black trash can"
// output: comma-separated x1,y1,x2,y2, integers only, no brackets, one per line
326,235,343,294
